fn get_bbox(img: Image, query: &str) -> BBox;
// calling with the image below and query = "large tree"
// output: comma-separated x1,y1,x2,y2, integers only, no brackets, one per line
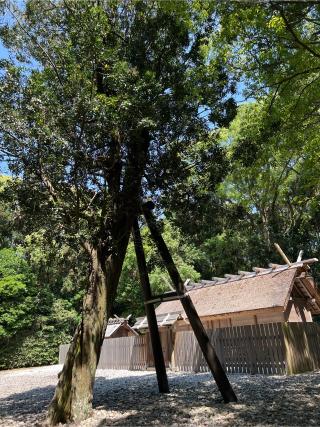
0,1,235,423
216,2,320,129
162,2,320,278
211,100,320,276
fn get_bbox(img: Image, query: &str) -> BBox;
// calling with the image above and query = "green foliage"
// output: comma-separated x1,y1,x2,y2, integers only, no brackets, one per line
0,199,81,368
188,98,320,279
0,0,237,371
115,221,201,317
0,328,72,369
0,176,22,247
1,1,320,372
0,248,36,338
0,0,236,250
216,3,320,136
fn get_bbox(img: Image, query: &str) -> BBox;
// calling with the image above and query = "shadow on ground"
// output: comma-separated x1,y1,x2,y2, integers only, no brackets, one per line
0,383,55,426
1,371,320,426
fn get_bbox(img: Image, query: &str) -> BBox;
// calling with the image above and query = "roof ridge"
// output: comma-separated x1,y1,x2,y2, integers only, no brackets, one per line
108,317,126,324
186,258,318,291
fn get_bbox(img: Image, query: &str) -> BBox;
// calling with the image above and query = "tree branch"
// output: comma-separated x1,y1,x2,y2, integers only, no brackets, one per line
6,1,64,87
278,8,320,59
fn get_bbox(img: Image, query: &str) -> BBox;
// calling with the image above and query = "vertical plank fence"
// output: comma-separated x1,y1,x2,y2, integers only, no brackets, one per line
59,322,320,375
283,322,320,374
99,335,148,370
172,322,320,375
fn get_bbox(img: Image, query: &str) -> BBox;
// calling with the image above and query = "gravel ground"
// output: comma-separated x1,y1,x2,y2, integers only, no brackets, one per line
0,365,320,426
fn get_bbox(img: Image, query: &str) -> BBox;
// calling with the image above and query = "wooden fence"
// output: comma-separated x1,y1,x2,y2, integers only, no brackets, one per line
99,335,148,370
60,335,148,370
173,323,286,375
282,322,320,374
59,322,320,375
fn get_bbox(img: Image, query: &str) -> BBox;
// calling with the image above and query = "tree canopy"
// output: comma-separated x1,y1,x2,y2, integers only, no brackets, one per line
0,1,238,423
1,0,320,424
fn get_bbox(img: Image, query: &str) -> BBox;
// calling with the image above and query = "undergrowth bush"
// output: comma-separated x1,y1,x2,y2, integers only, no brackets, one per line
0,327,72,370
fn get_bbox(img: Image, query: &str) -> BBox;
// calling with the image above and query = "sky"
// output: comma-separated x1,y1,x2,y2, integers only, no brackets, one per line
0,42,8,59
0,40,10,174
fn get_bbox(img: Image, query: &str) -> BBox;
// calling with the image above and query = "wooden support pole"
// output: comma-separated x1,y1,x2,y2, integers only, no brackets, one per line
142,202,237,403
296,250,303,262
132,217,169,393
274,243,291,265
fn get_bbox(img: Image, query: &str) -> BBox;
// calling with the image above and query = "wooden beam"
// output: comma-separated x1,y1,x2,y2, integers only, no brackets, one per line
132,218,169,393
300,258,318,265
142,202,237,403
274,243,291,265
296,250,303,262
145,291,186,305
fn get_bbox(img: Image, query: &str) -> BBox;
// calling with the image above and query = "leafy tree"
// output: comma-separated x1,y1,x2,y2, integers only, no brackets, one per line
164,2,320,278
0,1,236,423
0,175,23,247
160,133,230,246
23,229,86,315
202,100,320,277
115,221,202,317
0,227,83,369
215,2,320,134
0,247,36,338
0,176,83,368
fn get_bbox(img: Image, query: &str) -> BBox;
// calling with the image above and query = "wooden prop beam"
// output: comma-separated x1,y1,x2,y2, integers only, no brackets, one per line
142,201,237,403
132,217,169,393
145,290,187,304
274,243,291,265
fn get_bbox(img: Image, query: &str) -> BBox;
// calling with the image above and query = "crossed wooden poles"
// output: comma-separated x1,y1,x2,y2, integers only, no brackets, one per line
132,201,237,403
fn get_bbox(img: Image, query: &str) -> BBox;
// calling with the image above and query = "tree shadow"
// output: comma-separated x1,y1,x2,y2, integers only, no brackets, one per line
0,383,55,426
0,370,319,426
92,371,320,426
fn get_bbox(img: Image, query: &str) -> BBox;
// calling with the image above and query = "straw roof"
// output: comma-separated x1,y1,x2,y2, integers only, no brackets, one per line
155,259,320,318
105,316,138,337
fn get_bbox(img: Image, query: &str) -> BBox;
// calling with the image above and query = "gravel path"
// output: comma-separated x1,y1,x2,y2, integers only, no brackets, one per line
0,365,320,426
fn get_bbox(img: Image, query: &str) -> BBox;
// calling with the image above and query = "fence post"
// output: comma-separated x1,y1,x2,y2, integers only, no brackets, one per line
282,322,314,374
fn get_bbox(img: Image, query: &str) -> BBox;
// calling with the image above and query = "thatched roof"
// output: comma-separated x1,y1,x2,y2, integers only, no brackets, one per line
155,259,320,318
105,316,138,337
134,312,182,330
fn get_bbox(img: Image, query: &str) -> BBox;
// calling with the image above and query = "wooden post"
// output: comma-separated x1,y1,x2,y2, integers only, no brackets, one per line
274,243,291,265
132,217,169,393
142,202,237,403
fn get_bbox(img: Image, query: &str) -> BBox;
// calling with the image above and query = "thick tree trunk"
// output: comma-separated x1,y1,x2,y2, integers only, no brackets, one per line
47,128,149,425
47,245,125,425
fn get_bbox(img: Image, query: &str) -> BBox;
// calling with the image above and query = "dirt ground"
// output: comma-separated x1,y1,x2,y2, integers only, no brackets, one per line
1,365,320,426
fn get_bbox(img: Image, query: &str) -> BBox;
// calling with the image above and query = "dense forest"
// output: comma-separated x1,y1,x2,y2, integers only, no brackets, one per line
0,2,320,421
1,1,320,371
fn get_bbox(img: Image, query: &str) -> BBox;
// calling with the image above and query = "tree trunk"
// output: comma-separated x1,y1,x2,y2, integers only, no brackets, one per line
47,128,149,425
47,245,125,425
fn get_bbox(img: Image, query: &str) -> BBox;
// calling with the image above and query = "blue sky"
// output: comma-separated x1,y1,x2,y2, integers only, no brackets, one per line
0,40,10,174
0,39,8,58
0,10,13,176
0,43,7,59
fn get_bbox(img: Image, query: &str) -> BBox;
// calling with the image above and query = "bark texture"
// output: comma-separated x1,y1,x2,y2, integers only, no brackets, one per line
47,239,129,424
47,129,149,425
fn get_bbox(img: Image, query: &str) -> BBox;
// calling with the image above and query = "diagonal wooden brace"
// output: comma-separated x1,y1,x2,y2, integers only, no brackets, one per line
132,217,169,393
142,201,237,403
